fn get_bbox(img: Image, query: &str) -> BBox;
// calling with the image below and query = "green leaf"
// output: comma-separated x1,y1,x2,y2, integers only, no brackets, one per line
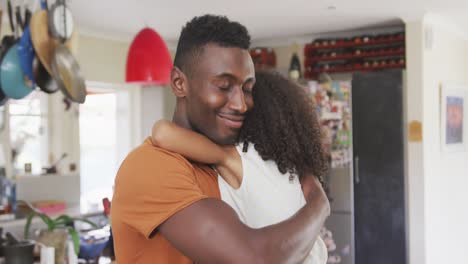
54,215,72,224
24,212,55,237
68,227,80,255
24,213,35,239
37,213,54,231
53,215,73,227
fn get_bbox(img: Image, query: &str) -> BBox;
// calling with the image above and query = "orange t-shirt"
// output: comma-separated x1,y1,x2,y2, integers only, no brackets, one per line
111,138,220,263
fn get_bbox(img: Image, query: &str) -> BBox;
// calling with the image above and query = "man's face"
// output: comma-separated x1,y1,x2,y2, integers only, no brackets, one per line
184,44,255,145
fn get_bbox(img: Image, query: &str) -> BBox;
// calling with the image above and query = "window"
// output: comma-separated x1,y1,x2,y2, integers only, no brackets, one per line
79,84,160,210
79,90,117,210
9,92,49,175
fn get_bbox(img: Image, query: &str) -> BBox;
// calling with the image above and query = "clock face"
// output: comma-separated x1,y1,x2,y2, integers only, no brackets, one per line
52,5,74,39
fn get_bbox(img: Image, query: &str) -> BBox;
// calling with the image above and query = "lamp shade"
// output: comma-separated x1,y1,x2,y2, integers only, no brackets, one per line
126,28,172,85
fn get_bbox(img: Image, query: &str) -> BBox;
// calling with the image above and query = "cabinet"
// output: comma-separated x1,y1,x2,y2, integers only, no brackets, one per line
352,70,407,264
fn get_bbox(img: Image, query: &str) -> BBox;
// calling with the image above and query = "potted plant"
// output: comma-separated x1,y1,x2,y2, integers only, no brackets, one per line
23,207,98,264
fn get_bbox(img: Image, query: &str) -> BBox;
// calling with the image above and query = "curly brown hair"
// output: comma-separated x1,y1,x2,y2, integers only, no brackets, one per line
238,70,328,181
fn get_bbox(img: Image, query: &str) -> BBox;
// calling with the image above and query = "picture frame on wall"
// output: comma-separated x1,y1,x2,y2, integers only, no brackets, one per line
441,83,467,152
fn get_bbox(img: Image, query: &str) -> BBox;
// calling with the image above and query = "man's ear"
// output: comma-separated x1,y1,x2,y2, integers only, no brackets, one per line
171,67,188,98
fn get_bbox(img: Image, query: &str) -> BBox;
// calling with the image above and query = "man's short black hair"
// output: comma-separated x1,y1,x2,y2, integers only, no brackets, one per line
174,14,251,76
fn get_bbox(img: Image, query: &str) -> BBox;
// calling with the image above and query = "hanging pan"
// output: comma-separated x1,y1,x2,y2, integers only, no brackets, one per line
51,44,86,103
25,0,61,94
48,0,85,103
30,9,77,76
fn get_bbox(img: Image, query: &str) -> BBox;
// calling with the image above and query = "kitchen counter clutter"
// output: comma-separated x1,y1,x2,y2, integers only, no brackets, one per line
1,173,81,229
1,203,104,237
0,204,109,264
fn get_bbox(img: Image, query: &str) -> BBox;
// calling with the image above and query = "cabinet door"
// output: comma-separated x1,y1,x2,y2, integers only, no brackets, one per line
352,70,407,264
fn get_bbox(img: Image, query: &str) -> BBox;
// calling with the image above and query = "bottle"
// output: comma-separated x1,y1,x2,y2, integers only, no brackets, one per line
288,53,302,80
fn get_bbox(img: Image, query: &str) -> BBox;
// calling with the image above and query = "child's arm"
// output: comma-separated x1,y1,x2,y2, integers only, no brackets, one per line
151,120,242,188
152,119,227,165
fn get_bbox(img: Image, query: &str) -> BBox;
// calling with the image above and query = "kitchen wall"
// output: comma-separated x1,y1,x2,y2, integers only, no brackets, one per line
421,13,468,264
406,13,468,264
76,35,129,84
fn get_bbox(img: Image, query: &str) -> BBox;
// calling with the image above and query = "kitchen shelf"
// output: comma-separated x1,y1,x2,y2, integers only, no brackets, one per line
304,36,404,52
305,50,405,64
305,63,406,78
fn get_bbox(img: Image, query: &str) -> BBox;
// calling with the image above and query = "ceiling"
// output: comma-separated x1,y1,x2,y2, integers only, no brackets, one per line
3,0,468,44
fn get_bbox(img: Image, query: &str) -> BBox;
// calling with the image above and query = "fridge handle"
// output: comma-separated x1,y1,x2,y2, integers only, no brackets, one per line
354,156,360,184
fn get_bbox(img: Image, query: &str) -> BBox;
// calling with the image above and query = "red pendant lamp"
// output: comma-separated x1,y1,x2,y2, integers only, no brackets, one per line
126,28,172,85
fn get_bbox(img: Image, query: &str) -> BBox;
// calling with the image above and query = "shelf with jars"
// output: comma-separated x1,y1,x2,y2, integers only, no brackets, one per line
249,47,277,69
304,33,404,52
304,32,406,79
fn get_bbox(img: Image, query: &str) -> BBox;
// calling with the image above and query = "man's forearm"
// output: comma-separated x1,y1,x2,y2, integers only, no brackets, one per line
251,190,330,264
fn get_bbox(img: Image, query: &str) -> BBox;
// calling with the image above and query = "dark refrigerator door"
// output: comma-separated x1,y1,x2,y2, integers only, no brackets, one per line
352,70,407,264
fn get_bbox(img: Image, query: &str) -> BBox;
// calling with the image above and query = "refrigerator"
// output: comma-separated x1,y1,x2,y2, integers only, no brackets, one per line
305,70,407,264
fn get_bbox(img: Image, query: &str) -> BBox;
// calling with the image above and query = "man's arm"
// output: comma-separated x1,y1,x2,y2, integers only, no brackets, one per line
159,177,330,264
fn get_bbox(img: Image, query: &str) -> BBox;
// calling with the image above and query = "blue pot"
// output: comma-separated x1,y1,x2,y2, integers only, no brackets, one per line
0,44,34,99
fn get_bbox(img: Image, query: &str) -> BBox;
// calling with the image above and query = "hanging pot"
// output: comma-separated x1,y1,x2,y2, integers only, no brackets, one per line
0,39,8,104
0,2,35,100
0,44,34,99
0,11,9,106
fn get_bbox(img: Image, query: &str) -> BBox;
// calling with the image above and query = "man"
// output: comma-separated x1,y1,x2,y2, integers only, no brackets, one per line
111,15,330,263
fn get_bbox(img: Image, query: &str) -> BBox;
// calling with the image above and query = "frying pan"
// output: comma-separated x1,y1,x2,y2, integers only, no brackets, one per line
51,44,86,103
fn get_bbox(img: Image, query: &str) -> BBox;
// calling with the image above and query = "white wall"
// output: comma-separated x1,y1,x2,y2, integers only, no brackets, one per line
405,20,426,264
420,14,468,264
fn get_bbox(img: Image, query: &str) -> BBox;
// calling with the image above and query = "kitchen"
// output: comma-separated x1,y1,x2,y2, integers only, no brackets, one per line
1,0,468,263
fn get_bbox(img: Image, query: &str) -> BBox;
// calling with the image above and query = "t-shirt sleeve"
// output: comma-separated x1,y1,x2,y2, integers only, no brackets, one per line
112,145,208,238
